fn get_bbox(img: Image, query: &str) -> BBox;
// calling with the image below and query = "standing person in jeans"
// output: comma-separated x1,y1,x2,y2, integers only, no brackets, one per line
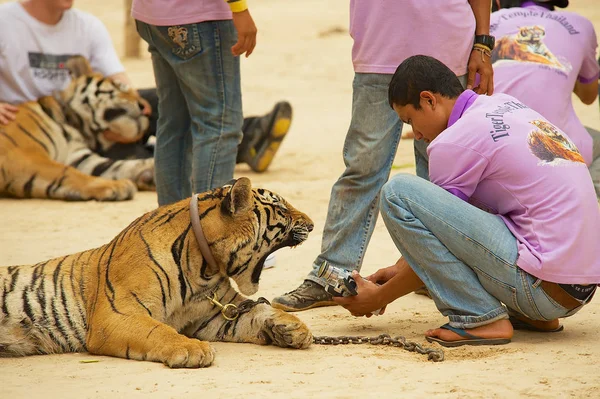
273,0,496,312
490,0,600,197
132,0,257,206
335,55,599,346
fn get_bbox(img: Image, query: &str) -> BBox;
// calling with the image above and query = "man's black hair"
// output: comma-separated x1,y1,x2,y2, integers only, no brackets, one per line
491,0,568,12
388,55,464,110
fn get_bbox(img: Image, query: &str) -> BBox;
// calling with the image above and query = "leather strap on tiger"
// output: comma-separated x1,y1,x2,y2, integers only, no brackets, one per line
190,193,219,271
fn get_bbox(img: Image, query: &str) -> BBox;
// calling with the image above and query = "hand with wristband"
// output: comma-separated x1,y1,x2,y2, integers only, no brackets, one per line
228,0,257,57
467,34,495,95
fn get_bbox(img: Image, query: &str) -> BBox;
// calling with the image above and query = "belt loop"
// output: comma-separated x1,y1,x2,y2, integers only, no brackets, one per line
532,278,542,289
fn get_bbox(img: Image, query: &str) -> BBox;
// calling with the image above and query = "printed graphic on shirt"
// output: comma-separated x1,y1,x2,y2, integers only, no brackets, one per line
491,25,572,74
28,52,74,83
527,120,585,165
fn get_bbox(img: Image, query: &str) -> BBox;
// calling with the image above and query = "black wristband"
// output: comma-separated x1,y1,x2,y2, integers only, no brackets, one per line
474,34,495,51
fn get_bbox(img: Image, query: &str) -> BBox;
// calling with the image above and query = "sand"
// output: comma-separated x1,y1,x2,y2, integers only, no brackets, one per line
1,0,600,398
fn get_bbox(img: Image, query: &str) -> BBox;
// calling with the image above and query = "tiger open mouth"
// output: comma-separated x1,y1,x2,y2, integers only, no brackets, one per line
251,225,312,283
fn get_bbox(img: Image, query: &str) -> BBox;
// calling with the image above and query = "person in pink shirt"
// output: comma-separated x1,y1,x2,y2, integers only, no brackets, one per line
490,0,600,196
133,0,283,205
273,0,496,312
335,55,599,347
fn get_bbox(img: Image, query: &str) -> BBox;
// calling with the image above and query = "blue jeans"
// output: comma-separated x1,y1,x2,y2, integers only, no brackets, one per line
306,73,466,285
306,73,403,284
379,174,585,328
136,20,243,206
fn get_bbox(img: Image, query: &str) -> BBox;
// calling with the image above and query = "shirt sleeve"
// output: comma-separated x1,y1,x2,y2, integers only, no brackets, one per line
87,15,126,78
428,143,490,201
577,17,599,84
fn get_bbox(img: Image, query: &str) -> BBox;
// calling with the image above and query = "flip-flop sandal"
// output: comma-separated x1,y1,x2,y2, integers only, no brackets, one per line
426,323,512,348
247,101,292,173
509,315,564,333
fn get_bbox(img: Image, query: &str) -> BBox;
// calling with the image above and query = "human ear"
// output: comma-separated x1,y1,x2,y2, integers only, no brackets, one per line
420,91,436,109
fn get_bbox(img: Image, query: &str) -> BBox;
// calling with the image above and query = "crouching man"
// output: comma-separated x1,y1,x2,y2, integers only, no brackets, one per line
334,55,600,347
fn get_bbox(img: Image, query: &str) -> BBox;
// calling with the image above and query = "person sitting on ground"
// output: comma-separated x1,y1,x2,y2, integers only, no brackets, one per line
0,0,291,173
333,55,599,347
490,0,600,197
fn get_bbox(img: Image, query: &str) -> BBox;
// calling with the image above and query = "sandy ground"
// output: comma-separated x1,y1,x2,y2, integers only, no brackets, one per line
1,1,600,398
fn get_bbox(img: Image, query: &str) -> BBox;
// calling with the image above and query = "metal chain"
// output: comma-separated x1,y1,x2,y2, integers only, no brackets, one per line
312,333,444,362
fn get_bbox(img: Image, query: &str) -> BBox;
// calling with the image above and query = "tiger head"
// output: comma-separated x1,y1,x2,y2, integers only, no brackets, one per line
517,25,546,46
58,55,149,148
198,178,314,295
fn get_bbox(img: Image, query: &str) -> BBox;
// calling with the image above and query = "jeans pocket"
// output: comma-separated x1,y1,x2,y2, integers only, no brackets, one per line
156,24,203,60
476,270,524,315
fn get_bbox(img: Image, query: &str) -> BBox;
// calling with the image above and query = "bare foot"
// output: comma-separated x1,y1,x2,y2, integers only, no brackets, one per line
510,314,562,332
426,319,514,343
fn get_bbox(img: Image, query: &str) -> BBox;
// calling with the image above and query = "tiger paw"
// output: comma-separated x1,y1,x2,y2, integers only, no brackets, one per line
159,340,215,368
260,310,313,349
134,167,155,191
86,178,137,201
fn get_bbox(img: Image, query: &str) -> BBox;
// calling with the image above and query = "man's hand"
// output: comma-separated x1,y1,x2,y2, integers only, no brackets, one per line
365,259,403,285
467,48,494,95
231,9,257,57
333,271,387,317
0,102,18,125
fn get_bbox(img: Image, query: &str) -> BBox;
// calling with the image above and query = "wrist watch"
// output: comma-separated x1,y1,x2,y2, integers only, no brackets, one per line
474,34,495,51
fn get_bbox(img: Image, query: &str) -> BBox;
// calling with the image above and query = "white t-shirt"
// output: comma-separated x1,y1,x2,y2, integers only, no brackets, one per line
0,2,125,104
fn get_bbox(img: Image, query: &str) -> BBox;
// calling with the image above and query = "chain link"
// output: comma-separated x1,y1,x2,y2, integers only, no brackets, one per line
312,333,444,362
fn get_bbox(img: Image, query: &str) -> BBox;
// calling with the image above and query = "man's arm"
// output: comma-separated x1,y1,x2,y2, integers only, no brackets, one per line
573,79,599,105
467,0,494,95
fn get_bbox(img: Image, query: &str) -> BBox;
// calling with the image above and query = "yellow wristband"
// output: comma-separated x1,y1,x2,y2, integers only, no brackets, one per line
227,0,248,12
473,43,492,53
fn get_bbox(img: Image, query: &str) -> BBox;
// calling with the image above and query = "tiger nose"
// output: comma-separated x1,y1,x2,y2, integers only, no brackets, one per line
307,223,314,232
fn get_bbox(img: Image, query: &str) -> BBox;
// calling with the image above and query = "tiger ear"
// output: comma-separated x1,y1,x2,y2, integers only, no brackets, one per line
223,177,253,215
65,55,93,78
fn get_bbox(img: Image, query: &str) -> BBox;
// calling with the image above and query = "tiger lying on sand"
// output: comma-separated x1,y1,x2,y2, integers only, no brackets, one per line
0,178,314,368
0,56,155,201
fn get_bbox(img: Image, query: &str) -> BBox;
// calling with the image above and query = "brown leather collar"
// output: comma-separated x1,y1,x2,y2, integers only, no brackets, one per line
190,194,218,271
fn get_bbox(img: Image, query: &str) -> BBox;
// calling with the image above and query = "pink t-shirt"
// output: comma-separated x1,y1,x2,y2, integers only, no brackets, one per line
132,0,231,26
428,90,600,284
490,4,599,165
350,0,476,75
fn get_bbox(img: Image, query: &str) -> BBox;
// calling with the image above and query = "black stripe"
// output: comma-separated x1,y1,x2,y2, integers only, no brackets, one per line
59,275,85,347
23,174,37,198
29,112,58,155
171,227,191,303
70,153,92,168
69,254,88,333
103,241,124,315
91,159,117,176
140,233,172,301
17,123,49,152
0,131,17,146
132,292,152,317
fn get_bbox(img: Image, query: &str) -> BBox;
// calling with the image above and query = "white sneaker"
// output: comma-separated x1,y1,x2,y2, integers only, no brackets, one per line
264,253,276,269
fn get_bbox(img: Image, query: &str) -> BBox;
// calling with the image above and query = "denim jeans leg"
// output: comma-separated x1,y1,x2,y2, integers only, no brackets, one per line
413,74,468,180
380,174,520,328
306,73,403,285
585,126,600,198
136,20,193,206
173,21,243,193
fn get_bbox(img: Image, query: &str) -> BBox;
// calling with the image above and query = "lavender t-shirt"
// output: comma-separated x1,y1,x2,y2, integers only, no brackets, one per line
428,90,600,284
132,0,231,26
490,5,599,165
350,0,476,75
